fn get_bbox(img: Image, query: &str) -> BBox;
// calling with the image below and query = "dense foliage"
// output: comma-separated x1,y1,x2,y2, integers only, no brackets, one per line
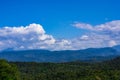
10,57,120,80
1,57,120,80
0,59,20,80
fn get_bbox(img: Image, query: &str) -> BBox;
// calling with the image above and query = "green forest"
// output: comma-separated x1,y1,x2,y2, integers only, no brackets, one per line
1,57,120,80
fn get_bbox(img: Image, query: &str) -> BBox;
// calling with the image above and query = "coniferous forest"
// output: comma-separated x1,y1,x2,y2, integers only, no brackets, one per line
1,57,120,80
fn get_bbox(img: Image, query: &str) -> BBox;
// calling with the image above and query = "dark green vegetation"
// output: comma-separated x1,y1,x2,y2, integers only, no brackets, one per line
8,57,120,80
0,60,20,80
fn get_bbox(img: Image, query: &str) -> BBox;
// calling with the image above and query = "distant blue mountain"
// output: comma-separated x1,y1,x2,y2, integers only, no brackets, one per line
0,46,120,62
113,45,120,52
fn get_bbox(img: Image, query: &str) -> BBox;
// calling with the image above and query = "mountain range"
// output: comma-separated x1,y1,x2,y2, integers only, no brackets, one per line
0,45,120,62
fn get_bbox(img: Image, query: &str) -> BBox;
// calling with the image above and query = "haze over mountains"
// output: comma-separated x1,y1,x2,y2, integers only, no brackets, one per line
0,45,120,62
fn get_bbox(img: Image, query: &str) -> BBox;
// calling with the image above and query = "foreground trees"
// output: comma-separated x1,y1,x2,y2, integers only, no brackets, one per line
13,60,120,80
1,57,120,80
0,59,20,80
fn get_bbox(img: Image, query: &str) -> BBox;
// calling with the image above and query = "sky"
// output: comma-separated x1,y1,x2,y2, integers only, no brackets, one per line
0,0,120,51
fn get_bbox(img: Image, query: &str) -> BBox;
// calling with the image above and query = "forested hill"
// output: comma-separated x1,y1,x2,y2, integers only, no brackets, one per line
0,46,120,62
1,56,120,80
9,56,120,80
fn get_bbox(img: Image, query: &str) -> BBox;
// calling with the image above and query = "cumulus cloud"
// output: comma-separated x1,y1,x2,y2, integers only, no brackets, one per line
0,23,72,51
80,35,89,40
109,40,117,47
71,20,120,49
0,20,120,51
72,22,93,30
73,20,120,32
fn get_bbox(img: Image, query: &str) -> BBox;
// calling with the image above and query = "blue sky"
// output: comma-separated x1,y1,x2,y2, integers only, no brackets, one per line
0,0,120,50
0,0,120,38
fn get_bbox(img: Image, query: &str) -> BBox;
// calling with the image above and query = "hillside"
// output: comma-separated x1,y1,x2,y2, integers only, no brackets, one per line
10,56,120,80
0,47,120,62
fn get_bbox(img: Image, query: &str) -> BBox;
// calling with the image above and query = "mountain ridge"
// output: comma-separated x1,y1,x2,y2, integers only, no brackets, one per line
0,45,120,62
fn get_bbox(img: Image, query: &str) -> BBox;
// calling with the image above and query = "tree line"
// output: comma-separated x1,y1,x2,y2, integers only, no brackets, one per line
0,57,120,80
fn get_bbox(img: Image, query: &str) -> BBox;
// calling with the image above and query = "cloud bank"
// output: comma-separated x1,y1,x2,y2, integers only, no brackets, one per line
0,20,120,51
72,20,120,33
0,23,71,51
72,20,120,48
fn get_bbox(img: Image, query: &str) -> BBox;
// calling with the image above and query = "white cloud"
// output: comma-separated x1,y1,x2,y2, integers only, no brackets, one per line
53,39,72,50
73,20,120,32
109,40,117,47
0,21,120,51
0,23,55,50
44,36,56,45
72,22,93,30
71,20,120,49
80,35,89,40
0,23,73,51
